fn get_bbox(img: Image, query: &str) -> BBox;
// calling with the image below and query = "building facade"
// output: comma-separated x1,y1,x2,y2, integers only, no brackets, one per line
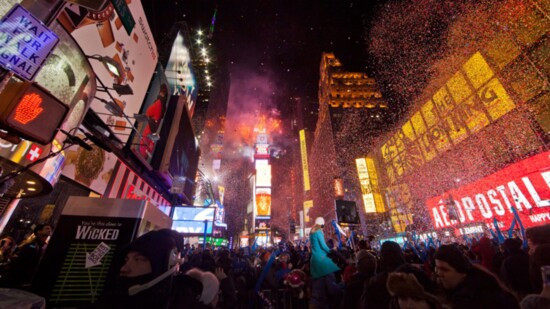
308,53,389,233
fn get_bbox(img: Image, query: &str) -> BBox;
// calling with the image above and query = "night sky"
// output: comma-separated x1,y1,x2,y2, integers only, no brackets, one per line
143,0,387,105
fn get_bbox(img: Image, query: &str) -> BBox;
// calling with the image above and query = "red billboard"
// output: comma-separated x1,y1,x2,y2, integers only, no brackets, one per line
426,151,550,230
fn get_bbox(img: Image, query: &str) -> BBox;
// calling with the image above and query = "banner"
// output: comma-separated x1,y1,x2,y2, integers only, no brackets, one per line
426,150,550,230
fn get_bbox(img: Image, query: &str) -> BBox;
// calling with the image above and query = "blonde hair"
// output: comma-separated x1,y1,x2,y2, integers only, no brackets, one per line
311,224,323,233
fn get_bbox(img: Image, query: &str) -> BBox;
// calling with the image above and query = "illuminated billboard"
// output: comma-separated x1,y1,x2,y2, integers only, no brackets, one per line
426,150,550,230
57,1,158,144
255,188,271,218
172,206,215,235
129,63,170,164
335,200,360,225
380,52,516,183
256,163,271,187
299,130,310,191
254,143,270,159
303,200,313,223
356,158,376,213
255,218,270,231
334,177,344,198
164,28,197,117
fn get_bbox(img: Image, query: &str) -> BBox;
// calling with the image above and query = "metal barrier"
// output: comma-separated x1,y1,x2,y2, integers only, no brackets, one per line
255,289,293,309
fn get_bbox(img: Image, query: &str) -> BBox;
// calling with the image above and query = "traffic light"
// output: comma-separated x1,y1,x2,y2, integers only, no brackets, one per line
289,219,296,234
0,79,68,144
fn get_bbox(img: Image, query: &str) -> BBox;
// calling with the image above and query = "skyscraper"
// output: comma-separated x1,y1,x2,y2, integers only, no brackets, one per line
309,53,388,229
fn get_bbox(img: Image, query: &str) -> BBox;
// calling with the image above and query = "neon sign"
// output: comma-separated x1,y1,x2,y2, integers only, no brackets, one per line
13,93,43,124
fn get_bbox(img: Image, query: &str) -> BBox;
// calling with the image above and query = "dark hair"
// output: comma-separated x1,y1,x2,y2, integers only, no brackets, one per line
529,244,550,293
525,224,550,246
33,224,51,235
379,241,406,272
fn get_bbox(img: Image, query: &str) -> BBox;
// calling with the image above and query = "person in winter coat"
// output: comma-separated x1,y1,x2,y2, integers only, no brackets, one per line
434,244,519,309
471,233,496,273
362,240,407,308
387,269,447,309
340,249,376,309
499,238,534,300
90,229,182,309
0,224,51,290
528,244,550,294
309,217,342,309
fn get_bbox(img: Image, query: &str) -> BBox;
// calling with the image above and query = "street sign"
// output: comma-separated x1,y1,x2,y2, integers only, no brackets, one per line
0,4,59,81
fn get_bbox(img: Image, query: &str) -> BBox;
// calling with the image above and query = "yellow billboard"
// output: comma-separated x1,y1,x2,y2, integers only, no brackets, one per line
303,200,313,223
356,158,375,213
380,51,516,183
255,188,271,218
299,130,311,191
366,157,385,213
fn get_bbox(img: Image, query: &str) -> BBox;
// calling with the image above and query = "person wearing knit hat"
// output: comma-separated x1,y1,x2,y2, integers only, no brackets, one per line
433,244,472,290
434,244,520,309
341,249,377,309
93,230,181,308
363,241,407,308
387,272,446,309
186,268,220,307
120,229,178,278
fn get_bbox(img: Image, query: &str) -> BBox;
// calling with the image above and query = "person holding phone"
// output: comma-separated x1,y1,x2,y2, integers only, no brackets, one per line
520,265,550,309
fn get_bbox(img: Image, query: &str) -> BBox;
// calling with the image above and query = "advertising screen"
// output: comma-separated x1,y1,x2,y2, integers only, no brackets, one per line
299,130,311,191
426,150,550,230
335,200,360,225
256,163,271,187
129,63,170,163
356,158,376,213
164,29,197,116
57,1,157,144
380,52,516,183
172,206,215,235
303,200,313,223
173,206,215,221
255,218,271,231
172,220,213,235
255,188,271,218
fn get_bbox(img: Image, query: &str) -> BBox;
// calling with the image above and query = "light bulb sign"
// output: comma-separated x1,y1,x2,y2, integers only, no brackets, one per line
0,4,60,81
0,80,68,144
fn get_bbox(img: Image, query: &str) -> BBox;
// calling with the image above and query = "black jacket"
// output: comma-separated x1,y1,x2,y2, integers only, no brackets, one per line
500,250,534,296
445,266,520,309
341,272,369,309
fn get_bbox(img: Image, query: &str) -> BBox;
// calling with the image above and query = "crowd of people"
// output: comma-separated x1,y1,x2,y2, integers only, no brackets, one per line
0,219,548,308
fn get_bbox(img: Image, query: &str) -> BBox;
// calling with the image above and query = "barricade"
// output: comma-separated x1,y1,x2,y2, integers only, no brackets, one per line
254,288,293,309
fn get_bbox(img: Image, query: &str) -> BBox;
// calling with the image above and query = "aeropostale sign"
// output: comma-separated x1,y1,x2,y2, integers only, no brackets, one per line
426,151,550,230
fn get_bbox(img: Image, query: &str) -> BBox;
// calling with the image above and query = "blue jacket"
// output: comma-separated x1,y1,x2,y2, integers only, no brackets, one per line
309,230,340,279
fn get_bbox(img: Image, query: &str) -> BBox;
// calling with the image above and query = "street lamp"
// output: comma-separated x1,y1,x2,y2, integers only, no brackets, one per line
86,55,125,79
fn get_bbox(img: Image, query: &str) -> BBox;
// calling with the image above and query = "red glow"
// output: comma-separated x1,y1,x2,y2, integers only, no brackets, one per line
426,151,550,230
13,93,43,124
